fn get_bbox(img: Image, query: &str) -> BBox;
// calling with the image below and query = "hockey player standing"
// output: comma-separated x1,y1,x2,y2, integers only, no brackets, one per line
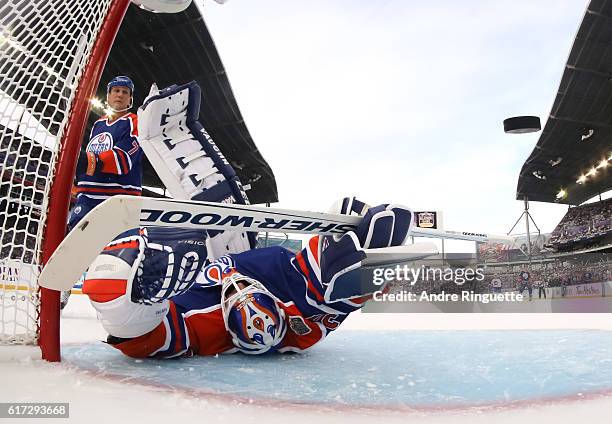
490,274,502,293
517,270,533,301
69,75,142,228
62,76,143,309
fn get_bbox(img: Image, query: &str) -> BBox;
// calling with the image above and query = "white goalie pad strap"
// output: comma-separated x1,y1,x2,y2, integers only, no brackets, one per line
206,230,253,259
163,127,192,146
183,150,207,163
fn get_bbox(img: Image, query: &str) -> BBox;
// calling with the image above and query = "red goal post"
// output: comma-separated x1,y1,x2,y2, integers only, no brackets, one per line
0,0,131,361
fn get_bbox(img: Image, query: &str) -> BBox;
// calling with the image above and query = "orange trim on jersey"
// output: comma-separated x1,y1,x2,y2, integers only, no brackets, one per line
76,187,141,195
103,239,139,252
127,113,138,137
183,309,235,356
295,252,324,302
116,148,129,173
101,113,132,125
308,236,320,266
98,149,120,174
82,278,127,303
348,294,372,304
113,323,167,358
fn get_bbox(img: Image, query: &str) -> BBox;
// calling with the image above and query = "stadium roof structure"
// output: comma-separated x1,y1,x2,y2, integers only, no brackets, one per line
516,0,612,205
84,3,278,204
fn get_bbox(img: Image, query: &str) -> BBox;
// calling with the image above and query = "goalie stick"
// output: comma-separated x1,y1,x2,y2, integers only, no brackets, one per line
39,195,507,290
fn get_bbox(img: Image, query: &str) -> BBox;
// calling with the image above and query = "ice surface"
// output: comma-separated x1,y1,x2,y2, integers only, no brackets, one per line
61,330,612,409
2,295,612,423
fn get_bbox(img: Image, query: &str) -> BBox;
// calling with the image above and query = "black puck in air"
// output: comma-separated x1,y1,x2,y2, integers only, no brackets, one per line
503,116,541,134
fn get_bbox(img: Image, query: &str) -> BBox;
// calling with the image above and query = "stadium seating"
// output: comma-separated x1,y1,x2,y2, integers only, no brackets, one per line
548,198,612,250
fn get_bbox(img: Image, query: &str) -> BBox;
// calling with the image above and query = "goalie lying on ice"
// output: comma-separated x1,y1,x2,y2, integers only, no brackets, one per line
82,199,412,357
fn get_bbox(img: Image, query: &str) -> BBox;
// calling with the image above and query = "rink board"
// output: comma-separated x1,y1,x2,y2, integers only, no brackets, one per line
62,330,612,410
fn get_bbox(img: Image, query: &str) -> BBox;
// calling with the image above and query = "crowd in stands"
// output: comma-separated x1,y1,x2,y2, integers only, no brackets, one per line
479,259,611,293
548,198,612,249
385,257,612,297
383,252,612,298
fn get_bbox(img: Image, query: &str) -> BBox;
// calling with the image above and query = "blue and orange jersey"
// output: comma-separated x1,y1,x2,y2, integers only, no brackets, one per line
76,113,142,199
108,288,237,359
198,237,370,353
107,236,372,358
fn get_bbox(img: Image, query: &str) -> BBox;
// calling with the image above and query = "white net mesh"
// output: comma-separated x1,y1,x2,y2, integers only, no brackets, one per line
0,0,115,344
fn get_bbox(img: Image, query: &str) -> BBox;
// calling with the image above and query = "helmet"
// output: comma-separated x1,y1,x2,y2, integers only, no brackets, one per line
107,75,134,95
106,76,135,113
221,271,287,354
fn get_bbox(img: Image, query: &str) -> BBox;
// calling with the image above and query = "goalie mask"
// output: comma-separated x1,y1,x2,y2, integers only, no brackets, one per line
221,272,287,354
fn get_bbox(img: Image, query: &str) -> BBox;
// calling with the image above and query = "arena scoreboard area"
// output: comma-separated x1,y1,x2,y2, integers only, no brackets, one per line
414,211,443,230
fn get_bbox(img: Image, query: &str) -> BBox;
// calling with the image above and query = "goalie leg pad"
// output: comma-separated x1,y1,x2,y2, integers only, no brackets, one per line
205,230,254,261
328,196,370,216
138,81,250,206
138,81,257,250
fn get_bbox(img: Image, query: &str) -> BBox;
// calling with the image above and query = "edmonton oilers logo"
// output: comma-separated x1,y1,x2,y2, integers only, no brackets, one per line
87,132,113,153
201,263,224,287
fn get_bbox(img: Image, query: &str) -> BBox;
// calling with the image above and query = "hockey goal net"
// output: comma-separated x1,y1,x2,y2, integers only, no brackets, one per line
0,0,131,361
